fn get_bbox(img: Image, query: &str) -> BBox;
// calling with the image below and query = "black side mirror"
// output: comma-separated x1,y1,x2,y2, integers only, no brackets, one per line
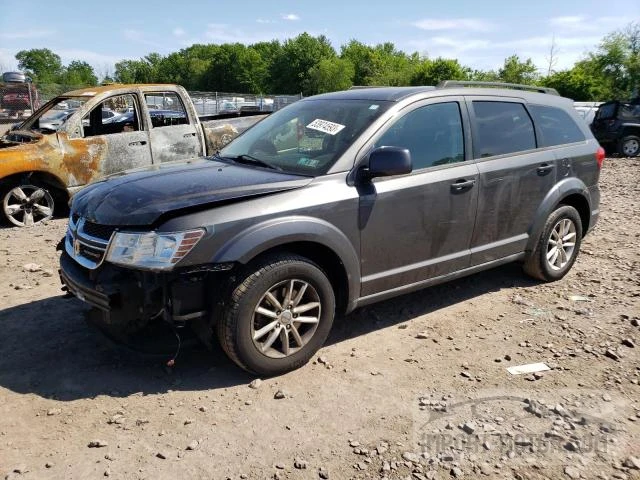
365,146,412,179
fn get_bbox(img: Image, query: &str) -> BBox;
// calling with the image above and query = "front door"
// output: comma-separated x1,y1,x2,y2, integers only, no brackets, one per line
358,99,479,298
65,93,153,187
144,91,202,164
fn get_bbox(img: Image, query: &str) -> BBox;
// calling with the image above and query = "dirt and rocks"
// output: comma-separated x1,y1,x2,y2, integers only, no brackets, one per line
0,157,639,480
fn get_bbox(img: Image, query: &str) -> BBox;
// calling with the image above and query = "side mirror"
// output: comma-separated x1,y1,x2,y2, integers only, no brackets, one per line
365,146,412,179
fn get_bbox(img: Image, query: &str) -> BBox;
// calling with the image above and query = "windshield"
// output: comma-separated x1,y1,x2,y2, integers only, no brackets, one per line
20,96,88,132
219,98,392,176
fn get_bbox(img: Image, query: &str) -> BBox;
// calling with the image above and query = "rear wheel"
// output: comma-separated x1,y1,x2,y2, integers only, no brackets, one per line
619,135,640,157
1,182,55,227
217,253,335,376
523,205,583,282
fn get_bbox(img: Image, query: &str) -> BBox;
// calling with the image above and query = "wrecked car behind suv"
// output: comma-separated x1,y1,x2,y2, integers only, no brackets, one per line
60,81,603,376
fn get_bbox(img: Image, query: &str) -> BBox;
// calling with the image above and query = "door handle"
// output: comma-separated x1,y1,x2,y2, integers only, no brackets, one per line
450,178,476,192
183,132,196,138
537,163,554,175
129,141,147,146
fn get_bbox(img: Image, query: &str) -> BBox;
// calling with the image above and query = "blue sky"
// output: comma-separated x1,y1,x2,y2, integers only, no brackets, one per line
1,0,638,79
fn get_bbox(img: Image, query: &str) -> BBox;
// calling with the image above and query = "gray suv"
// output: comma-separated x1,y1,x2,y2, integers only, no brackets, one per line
59,81,603,375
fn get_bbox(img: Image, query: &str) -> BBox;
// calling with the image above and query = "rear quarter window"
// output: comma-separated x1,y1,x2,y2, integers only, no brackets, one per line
529,104,585,147
596,103,617,120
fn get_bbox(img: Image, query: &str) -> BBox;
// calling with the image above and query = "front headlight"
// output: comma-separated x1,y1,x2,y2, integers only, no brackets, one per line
106,229,205,270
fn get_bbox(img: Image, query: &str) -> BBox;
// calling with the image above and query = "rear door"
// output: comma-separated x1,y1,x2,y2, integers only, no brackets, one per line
358,97,479,297
144,91,202,164
467,97,557,265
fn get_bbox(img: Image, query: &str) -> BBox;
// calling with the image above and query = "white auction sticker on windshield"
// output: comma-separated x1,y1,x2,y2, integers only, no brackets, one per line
306,119,345,136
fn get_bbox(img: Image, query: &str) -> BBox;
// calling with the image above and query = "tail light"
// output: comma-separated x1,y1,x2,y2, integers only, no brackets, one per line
596,146,605,169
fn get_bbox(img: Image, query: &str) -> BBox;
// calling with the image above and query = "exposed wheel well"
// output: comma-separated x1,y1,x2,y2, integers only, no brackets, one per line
559,194,590,236
245,242,350,314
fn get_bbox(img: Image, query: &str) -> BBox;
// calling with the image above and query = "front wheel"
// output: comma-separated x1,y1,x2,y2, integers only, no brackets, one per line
523,205,583,282
619,135,640,157
1,183,55,227
217,254,336,375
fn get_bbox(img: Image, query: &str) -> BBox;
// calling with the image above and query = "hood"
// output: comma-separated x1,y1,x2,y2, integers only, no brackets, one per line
71,158,312,226
0,129,44,149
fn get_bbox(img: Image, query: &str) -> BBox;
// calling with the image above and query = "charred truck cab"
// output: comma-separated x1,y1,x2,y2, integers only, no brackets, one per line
60,82,602,376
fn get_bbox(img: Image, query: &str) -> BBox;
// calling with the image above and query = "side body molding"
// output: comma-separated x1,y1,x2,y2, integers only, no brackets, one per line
211,216,361,312
525,176,592,253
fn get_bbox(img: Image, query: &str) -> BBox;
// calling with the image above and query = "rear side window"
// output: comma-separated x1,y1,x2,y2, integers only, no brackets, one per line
595,103,617,120
619,103,640,120
472,101,536,157
529,104,585,147
144,92,189,127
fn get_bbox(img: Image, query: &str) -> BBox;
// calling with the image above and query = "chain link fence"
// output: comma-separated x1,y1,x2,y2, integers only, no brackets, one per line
0,81,302,131
188,91,302,117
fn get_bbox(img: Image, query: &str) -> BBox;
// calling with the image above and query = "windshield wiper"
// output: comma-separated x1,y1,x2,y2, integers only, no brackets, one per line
219,153,282,171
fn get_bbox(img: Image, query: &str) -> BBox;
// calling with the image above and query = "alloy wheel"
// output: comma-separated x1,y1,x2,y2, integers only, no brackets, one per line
622,138,639,157
546,218,577,271
251,279,321,358
3,185,54,227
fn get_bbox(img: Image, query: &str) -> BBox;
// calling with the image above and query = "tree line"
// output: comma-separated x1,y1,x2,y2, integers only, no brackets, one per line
9,22,639,101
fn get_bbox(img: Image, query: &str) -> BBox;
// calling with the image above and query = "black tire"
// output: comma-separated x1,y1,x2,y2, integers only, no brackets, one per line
618,135,640,157
523,205,583,282
1,181,55,227
217,253,336,376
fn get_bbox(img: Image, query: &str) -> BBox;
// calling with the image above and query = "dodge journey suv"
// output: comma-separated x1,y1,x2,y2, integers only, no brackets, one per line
59,81,603,375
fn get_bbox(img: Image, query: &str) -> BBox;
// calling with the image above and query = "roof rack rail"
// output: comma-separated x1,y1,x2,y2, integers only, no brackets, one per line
348,85,388,89
437,80,559,96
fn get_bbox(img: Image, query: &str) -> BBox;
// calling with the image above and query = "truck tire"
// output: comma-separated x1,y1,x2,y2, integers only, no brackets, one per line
217,253,335,376
523,205,583,282
619,135,640,157
1,182,55,227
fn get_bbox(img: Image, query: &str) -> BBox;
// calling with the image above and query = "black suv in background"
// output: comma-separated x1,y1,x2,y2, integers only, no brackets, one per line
60,81,603,376
591,98,640,157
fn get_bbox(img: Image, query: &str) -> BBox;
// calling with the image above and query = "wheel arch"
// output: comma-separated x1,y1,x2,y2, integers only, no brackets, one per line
212,216,361,313
0,170,70,204
526,178,592,253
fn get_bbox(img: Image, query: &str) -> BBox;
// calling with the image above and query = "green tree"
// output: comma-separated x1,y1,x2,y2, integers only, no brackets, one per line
305,57,355,94
367,43,418,86
340,40,383,85
411,57,470,85
469,69,500,81
498,55,538,84
542,65,607,100
202,43,268,93
270,33,337,95
114,53,163,84
15,48,62,83
61,60,98,86
586,22,640,98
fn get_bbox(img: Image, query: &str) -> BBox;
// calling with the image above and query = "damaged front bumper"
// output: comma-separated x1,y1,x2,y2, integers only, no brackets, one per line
59,249,227,342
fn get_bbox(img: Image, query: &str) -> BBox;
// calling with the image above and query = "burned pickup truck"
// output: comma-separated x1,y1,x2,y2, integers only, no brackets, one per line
0,84,266,227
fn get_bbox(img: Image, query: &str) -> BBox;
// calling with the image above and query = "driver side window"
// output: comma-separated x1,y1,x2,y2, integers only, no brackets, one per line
82,94,140,138
375,102,465,170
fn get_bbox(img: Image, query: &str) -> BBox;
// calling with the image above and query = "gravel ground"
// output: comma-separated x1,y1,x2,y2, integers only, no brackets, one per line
0,157,638,480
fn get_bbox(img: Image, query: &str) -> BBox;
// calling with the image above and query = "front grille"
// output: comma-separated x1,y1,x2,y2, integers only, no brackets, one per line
82,221,116,241
79,243,105,262
66,216,118,270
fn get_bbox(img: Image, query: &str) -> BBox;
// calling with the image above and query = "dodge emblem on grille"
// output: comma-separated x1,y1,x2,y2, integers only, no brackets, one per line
73,238,81,256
